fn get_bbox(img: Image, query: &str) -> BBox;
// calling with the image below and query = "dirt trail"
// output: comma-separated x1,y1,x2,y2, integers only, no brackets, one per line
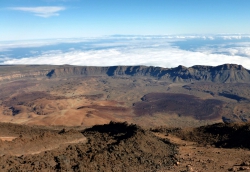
28,137,87,155
154,132,250,172
0,128,87,157
0,137,16,141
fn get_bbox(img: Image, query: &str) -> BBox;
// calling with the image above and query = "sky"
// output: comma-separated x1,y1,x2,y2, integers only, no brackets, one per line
1,0,250,68
1,0,250,40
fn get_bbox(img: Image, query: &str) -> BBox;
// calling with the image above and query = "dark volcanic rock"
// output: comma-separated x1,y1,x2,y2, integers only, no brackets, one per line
0,122,178,172
218,92,248,102
175,122,250,149
9,106,20,116
1,63,250,83
133,93,224,120
222,116,234,124
44,64,250,83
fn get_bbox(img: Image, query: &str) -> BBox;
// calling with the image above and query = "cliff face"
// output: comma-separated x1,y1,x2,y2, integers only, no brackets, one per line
1,64,250,83
0,65,56,82
190,64,250,83
0,70,50,82
47,64,250,83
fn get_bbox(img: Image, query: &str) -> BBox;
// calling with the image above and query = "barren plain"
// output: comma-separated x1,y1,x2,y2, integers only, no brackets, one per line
1,64,250,171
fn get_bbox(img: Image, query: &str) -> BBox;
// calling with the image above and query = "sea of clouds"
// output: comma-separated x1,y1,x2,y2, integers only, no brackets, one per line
1,34,250,68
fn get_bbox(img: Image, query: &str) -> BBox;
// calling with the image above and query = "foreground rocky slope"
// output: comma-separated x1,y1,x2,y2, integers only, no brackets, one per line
152,122,250,149
1,122,250,171
0,122,177,172
152,122,250,172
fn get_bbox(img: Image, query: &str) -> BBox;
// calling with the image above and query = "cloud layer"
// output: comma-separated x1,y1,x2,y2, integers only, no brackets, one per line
10,6,65,17
1,35,250,69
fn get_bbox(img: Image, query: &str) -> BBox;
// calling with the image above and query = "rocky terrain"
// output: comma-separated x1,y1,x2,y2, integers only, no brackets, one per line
1,64,250,127
1,63,250,83
0,122,178,172
0,121,250,171
1,64,250,171
152,122,250,172
133,93,223,120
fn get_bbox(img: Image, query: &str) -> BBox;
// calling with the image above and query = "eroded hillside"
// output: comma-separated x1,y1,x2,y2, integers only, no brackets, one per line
0,122,250,171
1,64,250,127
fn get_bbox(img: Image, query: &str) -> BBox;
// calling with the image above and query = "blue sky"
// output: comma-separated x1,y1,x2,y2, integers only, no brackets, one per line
1,0,250,40
1,0,250,68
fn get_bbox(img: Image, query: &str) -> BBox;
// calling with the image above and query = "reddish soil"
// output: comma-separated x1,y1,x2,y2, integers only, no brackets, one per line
133,93,224,120
1,122,250,171
151,122,250,172
154,132,250,172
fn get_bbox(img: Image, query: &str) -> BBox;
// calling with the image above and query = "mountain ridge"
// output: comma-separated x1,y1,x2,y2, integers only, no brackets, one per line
0,63,249,83
48,63,250,83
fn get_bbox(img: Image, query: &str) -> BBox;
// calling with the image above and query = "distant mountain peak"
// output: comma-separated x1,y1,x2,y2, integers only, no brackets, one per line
215,63,244,70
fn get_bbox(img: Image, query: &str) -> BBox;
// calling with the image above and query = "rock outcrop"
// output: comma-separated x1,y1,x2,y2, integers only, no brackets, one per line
1,64,250,83
47,64,250,83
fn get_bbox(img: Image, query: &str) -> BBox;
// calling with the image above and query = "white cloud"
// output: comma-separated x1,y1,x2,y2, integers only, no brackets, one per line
221,36,242,40
0,55,11,62
195,42,250,58
3,43,250,69
0,38,88,52
10,6,66,18
2,35,250,69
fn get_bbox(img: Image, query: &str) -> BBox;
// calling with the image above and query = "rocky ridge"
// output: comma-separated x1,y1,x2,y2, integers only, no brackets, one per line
1,64,249,83
0,122,177,172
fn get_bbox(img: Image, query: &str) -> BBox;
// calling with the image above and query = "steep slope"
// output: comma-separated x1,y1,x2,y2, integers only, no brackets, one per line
1,64,250,83
46,64,250,83
0,65,55,82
